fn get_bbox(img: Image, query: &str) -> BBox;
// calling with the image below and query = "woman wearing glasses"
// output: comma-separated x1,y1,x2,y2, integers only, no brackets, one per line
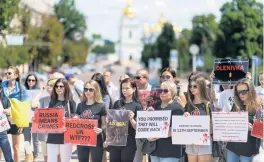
75,80,106,162
226,78,262,162
108,78,142,162
46,78,76,162
23,73,40,161
184,75,213,162
148,80,184,162
2,66,28,162
160,68,186,107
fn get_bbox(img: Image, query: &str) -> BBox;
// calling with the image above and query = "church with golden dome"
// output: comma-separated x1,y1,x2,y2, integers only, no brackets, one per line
118,0,182,63
119,0,143,63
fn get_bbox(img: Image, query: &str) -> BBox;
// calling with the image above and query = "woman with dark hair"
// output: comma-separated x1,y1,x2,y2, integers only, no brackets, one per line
2,66,28,162
24,74,39,90
0,78,14,162
23,74,41,161
46,78,76,162
91,73,112,111
107,78,142,162
184,75,213,162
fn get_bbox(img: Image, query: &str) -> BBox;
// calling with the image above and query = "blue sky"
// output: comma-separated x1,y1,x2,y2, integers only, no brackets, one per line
50,0,231,41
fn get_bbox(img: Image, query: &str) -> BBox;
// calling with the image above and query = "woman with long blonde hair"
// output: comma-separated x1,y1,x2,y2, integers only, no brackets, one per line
75,80,106,162
184,75,213,162
226,78,262,162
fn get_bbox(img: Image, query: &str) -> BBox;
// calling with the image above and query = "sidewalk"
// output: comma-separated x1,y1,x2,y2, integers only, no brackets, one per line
0,135,78,162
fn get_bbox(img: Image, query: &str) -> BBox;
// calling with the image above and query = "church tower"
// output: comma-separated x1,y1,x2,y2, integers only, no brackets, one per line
119,0,143,63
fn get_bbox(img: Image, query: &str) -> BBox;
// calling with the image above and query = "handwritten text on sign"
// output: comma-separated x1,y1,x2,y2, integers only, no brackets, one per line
212,112,248,142
172,116,210,145
0,105,10,133
136,110,171,138
31,108,64,133
64,119,98,146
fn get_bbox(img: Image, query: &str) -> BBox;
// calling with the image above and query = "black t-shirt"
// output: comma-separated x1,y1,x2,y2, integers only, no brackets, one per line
47,100,76,144
184,102,207,116
76,102,106,147
226,105,260,157
111,100,142,148
151,101,184,158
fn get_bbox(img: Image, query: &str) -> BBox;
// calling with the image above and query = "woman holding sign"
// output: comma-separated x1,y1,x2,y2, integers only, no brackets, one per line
46,78,76,162
2,66,29,162
148,80,184,162
108,78,142,162
160,68,186,107
226,78,262,162
23,73,41,161
75,80,106,162
184,75,213,162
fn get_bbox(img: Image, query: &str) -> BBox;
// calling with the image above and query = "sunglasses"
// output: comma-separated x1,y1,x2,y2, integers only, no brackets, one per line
160,75,171,80
189,85,198,89
84,88,94,92
27,79,36,82
236,90,248,96
158,89,169,94
5,72,12,76
134,76,144,80
55,85,64,89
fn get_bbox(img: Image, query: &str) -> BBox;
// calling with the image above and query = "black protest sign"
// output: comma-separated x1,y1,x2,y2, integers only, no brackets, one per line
213,59,249,85
106,110,130,146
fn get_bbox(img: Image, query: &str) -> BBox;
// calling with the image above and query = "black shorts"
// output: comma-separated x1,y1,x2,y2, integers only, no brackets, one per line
7,124,22,135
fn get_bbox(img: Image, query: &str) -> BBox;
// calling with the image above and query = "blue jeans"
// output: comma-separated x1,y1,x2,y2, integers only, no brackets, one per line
150,155,179,162
0,131,14,162
226,150,253,162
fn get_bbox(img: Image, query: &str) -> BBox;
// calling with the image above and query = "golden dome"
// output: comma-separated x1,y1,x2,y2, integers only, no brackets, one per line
158,13,166,26
123,0,135,18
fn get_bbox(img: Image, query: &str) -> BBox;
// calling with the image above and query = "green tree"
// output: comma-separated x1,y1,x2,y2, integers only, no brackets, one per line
28,16,64,68
141,43,158,68
54,0,87,40
157,23,176,69
214,0,263,58
62,38,89,65
0,0,19,31
176,29,192,71
91,40,115,55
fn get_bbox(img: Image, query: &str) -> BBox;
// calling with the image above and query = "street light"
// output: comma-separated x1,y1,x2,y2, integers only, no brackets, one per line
189,44,199,72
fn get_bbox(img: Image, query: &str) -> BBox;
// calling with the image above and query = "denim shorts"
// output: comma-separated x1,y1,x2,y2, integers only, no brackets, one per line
185,138,212,156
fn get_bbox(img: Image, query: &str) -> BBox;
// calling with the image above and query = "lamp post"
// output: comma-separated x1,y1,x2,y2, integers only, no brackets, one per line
189,44,199,72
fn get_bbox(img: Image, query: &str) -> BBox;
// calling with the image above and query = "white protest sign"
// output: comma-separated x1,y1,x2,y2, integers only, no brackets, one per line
212,112,248,142
136,110,171,138
172,116,210,145
0,103,10,133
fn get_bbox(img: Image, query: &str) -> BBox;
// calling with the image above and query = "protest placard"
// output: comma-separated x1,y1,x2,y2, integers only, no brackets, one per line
0,105,10,133
212,112,248,142
213,59,249,85
146,88,161,108
32,108,64,133
106,110,130,146
172,116,210,145
136,110,171,138
138,90,150,109
251,121,264,140
64,119,98,146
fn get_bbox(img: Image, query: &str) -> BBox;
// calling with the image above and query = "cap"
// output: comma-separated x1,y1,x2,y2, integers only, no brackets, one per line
65,74,74,81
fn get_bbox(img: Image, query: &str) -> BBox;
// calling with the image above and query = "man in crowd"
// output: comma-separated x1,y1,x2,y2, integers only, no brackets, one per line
103,70,119,103
134,69,152,91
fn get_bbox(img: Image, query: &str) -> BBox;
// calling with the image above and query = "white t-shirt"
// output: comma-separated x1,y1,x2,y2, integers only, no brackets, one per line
256,86,264,96
214,89,234,112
